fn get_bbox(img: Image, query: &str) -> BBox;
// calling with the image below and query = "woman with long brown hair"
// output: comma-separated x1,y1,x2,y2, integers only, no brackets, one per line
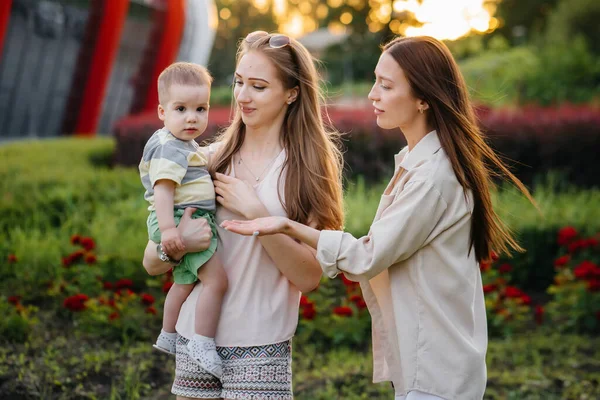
222,36,536,400
142,31,344,399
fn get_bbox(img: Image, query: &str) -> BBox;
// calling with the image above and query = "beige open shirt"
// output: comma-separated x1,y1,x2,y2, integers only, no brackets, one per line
316,131,487,400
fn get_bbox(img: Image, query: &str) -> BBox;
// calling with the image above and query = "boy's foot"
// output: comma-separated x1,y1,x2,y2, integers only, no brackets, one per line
187,335,223,378
153,330,177,356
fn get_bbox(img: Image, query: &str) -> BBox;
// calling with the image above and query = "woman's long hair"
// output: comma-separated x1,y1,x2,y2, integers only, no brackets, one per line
209,34,344,230
384,36,536,262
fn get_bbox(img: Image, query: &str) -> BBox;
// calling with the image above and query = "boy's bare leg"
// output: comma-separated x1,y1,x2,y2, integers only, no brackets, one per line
153,282,194,355
163,282,195,332
186,254,228,378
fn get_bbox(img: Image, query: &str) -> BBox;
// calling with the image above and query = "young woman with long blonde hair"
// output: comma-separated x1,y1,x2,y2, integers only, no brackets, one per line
222,36,536,400
142,31,344,400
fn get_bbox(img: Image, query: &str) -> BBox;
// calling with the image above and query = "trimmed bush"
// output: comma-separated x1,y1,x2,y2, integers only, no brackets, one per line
114,104,600,188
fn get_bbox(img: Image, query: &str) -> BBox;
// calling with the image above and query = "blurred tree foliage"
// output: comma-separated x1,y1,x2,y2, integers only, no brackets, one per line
207,1,277,85
543,0,600,54
206,0,600,105
494,0,560,45
207,0,402,85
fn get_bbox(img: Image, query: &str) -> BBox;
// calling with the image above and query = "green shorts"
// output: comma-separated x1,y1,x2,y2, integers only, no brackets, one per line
147,208,218,285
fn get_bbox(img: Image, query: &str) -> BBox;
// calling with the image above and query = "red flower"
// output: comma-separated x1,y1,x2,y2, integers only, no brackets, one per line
350,294,367,309
8,295,21,305
63,294,89,312
574,261,597,280
145,306,157,315
80,237,96,251
568,239,587,254
85,253,97,265
333,306,353,317
340,274,358,287
504,286,524,298
141,293,155,305
534,305,544,325
483,284,496,294
108,311,120,321
71,250,85,262
116,288,134,297
557,226,577,246
490,251,499,262
103,282,113,290
302,304,316,320
108,298,117,308
70,234,81,245
299,295,312,308
587,279,600,292
587,237,599,247
62,256,73,268
554,255,570,268
115,278,133,290
520,295,532,305
498,264,513,274
7,254,18,263
162,281,173,293
479,261,491,272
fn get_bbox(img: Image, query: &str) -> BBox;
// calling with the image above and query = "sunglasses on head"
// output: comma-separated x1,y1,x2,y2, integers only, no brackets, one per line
245,30,291,49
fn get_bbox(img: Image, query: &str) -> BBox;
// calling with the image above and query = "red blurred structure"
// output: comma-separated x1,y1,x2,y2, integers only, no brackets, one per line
0,0,199,138
0,0,11,63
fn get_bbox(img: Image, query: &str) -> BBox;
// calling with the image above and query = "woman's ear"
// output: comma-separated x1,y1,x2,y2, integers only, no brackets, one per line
286,86,299,105
418,99,430,111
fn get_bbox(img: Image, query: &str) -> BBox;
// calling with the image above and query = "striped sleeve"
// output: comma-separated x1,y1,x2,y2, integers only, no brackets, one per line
148,142,188,186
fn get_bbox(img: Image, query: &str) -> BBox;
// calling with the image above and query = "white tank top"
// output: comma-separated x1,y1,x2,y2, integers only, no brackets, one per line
175,148,301,346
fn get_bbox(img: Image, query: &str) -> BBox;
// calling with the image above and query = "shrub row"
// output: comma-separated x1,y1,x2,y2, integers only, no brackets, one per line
2,138,600,294
114,104,600,188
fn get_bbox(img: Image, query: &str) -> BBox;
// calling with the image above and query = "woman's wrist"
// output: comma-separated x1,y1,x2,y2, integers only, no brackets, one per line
285,219,320,249
246,203,270,220
283,219,295,236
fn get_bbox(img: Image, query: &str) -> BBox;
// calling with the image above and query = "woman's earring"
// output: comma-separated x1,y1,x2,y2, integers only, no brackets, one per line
419,107,424,114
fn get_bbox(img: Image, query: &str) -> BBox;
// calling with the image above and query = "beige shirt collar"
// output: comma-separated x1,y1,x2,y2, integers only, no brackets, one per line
395,130,442,171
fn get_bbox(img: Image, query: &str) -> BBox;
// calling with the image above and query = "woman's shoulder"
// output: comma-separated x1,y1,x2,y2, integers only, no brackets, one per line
199,141,224,163
405,149,462,196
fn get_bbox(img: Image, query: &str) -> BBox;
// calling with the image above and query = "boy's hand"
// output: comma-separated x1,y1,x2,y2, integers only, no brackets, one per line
161,227,185,255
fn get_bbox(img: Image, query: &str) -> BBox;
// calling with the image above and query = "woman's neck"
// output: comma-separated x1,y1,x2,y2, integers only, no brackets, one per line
242,124,284,159
401,118,434,151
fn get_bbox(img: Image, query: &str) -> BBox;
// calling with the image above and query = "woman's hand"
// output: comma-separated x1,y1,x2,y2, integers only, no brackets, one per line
143,208,213,276
221,216,290,237
214,172,266,219
164,207,213,260
175,207,213,255
160,227,185,255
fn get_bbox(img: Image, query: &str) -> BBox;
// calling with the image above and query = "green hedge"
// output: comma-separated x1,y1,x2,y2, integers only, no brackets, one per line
2,138,600,293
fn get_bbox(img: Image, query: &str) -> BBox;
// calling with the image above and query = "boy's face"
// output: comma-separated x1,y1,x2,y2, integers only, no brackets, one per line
158,84,210,141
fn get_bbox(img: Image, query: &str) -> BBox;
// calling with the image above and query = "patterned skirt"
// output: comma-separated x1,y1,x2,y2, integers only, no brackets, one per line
172,335,293,399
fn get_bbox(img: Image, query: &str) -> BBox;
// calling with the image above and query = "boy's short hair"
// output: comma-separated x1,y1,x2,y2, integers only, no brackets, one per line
158,62,213,105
